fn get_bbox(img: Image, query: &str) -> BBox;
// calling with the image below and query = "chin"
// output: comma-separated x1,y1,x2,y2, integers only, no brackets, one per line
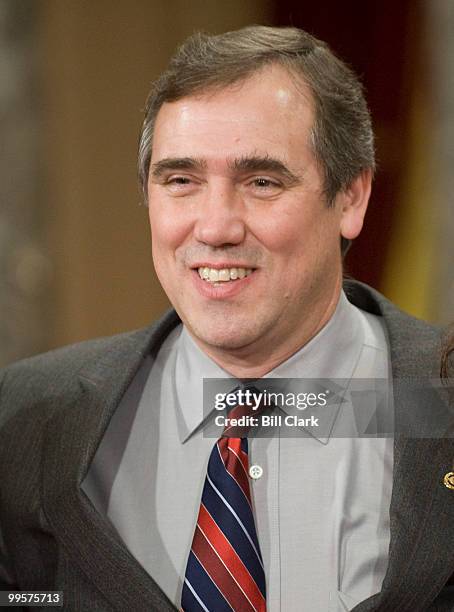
188,319,261,352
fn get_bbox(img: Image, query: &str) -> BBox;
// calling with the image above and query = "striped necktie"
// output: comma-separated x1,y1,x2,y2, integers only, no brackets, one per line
181,395,267,611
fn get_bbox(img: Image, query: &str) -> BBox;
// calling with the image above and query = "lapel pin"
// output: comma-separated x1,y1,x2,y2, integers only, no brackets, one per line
443,472,454,490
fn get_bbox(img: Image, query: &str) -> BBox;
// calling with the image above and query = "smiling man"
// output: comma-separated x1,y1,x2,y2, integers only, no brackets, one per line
1,26,453,612
146,63,370,377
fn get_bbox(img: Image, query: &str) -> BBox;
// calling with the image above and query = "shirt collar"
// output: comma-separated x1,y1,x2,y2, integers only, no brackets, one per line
175,291,365,443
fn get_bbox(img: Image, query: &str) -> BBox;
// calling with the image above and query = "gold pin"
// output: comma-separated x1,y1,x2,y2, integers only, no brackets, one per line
443,472,454,490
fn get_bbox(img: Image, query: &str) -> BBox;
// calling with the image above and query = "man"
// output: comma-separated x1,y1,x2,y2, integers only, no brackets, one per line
1,26,453,612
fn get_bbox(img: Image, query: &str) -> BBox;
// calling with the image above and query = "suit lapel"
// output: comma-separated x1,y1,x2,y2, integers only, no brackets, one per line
42,311,181,611
372,437,454,611
351,437,454,612
345,281,454,611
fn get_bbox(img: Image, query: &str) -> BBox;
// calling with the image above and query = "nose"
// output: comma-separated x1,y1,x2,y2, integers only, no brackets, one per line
193,180,246,247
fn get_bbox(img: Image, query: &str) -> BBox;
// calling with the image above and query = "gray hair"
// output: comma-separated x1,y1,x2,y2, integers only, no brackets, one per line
138,25,375,206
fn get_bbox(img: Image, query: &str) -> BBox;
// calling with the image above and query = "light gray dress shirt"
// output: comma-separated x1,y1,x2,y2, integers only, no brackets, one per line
82,292,393,611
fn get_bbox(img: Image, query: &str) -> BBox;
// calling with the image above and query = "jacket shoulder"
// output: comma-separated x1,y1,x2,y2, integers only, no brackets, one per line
0,307,181,420
0,325,155,427
344,279,443,377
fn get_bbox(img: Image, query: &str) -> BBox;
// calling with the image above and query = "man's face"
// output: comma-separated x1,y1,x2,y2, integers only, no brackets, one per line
148,65,366,364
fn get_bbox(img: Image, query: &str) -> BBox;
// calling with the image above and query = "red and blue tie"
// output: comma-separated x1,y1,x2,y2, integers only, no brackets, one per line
181,401,267,611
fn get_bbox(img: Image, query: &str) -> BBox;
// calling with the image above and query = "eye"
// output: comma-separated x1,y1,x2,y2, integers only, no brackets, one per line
246,176,283,197
163,175,200,195
252,177,278,188
166,176,192,185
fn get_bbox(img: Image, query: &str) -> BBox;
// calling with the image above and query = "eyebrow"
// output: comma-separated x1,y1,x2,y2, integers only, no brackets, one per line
150,154,301,185
150,157,207,179
228,154,302,185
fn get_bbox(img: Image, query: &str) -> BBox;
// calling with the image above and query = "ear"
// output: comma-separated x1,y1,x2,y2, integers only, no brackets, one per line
337,169,372,240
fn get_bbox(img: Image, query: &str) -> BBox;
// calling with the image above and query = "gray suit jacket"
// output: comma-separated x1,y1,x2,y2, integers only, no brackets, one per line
1,280,453,611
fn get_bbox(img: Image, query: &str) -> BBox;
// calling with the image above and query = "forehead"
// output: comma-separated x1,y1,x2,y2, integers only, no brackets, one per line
151,65,315,164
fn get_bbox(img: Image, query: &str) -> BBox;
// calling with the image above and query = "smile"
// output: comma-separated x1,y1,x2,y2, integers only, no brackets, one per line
197,267,254,283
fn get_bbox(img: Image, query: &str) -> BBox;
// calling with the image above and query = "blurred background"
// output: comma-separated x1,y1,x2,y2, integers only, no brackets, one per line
1,0,453,367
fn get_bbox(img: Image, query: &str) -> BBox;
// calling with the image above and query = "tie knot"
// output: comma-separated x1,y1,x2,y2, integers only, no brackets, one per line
222,386,268,438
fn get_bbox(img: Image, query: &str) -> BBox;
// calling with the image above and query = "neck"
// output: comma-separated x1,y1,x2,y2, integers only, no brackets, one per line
190,280,343,379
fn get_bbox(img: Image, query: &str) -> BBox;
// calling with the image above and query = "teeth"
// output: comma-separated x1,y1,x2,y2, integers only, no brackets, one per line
197,267,254,283
218,269,230,281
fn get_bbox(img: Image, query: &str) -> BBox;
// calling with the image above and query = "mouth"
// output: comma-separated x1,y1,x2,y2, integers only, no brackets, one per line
196,266,255,286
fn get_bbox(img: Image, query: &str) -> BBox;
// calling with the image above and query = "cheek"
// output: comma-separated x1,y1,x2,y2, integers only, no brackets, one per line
148,199,192,252
255,206,339,275
254,208,308,255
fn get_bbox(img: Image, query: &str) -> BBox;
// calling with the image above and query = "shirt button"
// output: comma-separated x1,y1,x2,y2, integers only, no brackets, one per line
249,465,263,479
